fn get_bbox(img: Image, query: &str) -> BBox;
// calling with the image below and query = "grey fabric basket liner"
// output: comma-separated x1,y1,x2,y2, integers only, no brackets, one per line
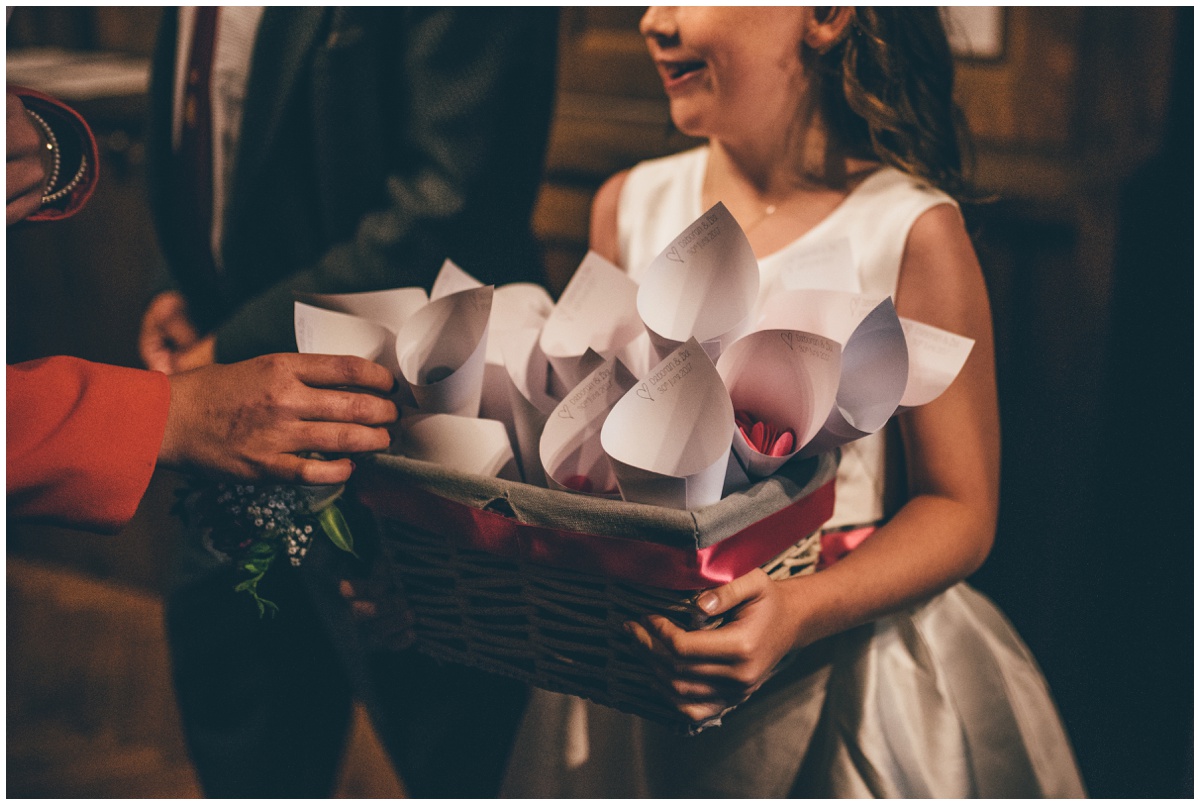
359,451,837,551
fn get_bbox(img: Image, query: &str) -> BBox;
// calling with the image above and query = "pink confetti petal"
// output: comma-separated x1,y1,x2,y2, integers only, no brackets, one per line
563,475,594,493
736,411,795,456
750,422,766,452
769,429,795,457
738,424,756,449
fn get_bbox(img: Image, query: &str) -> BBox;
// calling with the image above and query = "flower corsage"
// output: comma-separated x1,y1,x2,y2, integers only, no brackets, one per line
178,481,357,616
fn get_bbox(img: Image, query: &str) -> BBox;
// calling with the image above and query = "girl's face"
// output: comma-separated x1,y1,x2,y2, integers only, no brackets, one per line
640,6,811,143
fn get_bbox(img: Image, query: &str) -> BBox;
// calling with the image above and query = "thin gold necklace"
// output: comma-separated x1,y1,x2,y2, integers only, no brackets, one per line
743,202,781,234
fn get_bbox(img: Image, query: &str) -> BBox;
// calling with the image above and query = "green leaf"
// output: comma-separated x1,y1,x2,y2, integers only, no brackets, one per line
302,482,345,512
250,589,278,618
319,504,357,558
233,570,266,593
233,570,278,618
256,595,279,618
249,541,276,558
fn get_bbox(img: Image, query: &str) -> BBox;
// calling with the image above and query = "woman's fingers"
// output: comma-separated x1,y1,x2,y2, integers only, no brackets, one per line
7,160,43,204
159,355,399,483
298,387,399,426
261,453,356,486
290,353,397,394
6,187,42,226
289,421,392,456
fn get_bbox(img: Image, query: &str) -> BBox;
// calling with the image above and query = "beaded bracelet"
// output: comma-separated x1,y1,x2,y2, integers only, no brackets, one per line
24,108,91,207
23,108,62,202
41,152,89,206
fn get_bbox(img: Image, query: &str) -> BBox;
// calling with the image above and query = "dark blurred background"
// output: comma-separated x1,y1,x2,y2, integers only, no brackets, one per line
7,7,1193,798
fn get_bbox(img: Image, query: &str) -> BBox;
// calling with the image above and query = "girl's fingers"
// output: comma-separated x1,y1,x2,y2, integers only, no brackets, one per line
628,619,753,692
647,674,738,720
641,613,752,663
663,676,725,700
631,637,747,720
691,570,770,617
625,617,669,657
670,696,731,724
627,620,706,678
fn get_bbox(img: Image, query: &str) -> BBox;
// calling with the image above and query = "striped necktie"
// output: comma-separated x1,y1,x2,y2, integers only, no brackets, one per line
177,6,220,275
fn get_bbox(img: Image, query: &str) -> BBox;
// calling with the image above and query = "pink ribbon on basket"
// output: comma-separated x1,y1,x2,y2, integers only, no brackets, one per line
816,526,876,570
354,471,836,591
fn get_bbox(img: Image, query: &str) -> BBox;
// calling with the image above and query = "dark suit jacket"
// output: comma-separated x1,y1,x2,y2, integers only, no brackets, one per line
147,7,559,363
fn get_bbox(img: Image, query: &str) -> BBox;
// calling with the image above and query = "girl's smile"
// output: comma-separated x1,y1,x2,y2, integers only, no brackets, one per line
655,57,707,91
640,7,810,143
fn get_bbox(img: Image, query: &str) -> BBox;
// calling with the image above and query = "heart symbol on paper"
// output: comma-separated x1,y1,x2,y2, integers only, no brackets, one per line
666,247,683,263
636,384,654,402
780,331,795,350
557,406,574,419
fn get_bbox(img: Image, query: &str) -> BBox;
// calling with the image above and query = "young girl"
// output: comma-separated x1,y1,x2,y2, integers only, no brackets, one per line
501,8,1085,797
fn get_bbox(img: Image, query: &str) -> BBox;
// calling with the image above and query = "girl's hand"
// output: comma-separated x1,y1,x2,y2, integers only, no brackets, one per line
626,569,803,723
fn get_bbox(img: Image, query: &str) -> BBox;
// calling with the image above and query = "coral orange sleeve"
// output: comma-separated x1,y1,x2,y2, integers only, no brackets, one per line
7,357,171,533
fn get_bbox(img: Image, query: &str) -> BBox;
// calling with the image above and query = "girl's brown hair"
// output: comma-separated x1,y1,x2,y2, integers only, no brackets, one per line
814,7,976,200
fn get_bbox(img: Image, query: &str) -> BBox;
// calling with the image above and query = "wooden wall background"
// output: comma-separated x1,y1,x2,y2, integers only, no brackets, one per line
7,7,1192,798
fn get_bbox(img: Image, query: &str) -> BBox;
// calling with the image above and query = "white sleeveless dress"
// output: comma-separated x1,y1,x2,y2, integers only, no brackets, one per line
500,148,1086,798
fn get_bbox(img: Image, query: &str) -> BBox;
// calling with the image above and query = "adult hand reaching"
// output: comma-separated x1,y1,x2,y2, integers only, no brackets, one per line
6,90,52,225
158,353,398,485
139,290,202,374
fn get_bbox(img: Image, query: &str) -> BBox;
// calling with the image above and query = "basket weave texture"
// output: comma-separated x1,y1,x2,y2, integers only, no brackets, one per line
357,452,837,733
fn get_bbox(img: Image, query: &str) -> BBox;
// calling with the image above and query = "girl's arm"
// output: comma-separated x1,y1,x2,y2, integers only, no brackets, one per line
627,204,1002,722
589,170,629,264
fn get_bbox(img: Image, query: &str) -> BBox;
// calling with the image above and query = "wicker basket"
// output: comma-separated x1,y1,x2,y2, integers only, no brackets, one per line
354,451,837,733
